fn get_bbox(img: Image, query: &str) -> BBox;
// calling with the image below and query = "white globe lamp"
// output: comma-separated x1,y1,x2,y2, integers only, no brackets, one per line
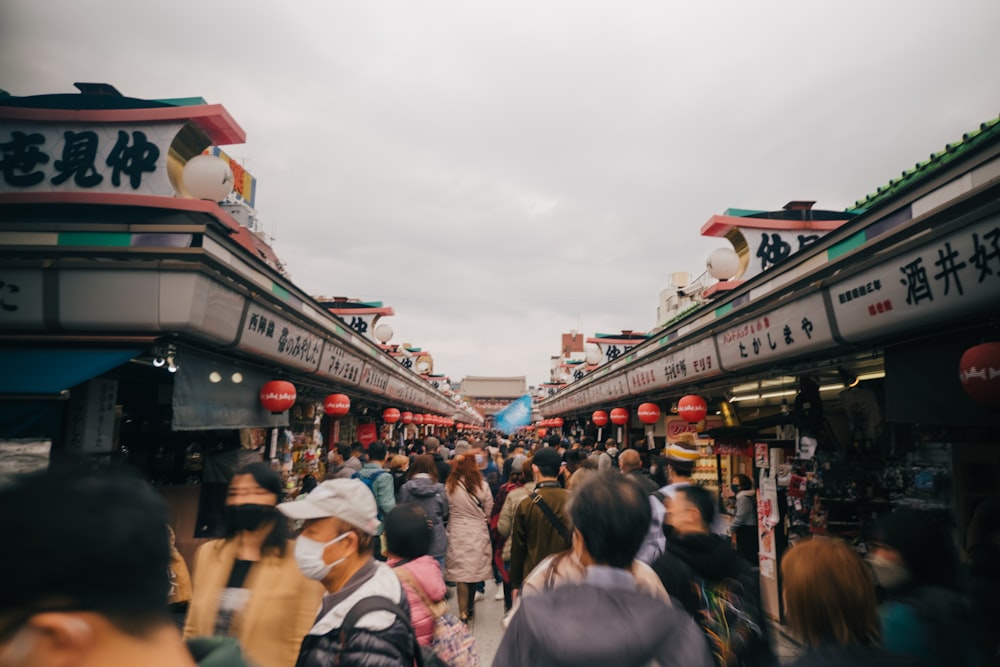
374,322,394,343
585,345,603,366
182,155,234,202
706,247,741,281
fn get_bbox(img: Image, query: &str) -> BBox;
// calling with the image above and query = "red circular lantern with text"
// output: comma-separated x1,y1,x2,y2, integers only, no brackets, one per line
553,417,564,427
413,413,425,425
960,342,1000,409
591,410,608,427
323,393,350,417
637,402,661,424
260,380,296,414
401,411,413,425
677,394,708,423
610,407,629,425
383,408,401,424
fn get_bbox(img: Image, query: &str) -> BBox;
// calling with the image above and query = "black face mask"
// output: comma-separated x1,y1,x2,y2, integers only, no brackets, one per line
225,504,276,534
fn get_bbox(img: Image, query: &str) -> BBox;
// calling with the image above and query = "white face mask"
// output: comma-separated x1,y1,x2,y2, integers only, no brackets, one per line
867,553,911,592
295,532,350,581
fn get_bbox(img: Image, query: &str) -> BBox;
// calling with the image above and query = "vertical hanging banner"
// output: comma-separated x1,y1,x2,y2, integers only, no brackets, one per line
493,394,533,434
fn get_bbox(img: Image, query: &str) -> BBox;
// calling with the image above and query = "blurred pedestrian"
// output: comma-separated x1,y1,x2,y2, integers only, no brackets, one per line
0,468,251,667
444,453,493,624
651,484,775,667
388,454,410,501
398,454,449,571
966,496,1000,667
869,508,981,667
184,463,324,667
494,472,712,667
729,473,758,565
782,537,921,666
295,474,317,500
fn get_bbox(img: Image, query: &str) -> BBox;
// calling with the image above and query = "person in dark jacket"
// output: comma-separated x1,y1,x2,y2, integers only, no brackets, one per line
651,484,776,667
494,472,712,667
869,508,981,667
782,537,921,667
398,454,449,570
278,479,417,667
966,496,1000,667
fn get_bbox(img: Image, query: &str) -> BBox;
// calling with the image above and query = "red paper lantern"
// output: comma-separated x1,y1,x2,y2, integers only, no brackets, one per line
610,407,629,425
553,417,564,427
592,410,608,427
323,393,351,417
401,411,413,425
383,408,401,424
260,380,296,414
960,342,1000,409
413,413,425,425
637,402,661,424
537,427,548,437
677,395,708,423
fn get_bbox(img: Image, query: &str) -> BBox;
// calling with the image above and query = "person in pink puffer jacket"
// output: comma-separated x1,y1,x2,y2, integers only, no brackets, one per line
384,503,448,647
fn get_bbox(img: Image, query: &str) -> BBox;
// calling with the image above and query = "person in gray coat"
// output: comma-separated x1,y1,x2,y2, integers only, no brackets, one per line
398,454,449,569
494,472,712,667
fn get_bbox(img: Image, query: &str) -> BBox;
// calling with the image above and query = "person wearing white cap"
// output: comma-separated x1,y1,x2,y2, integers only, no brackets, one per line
277,479,418,667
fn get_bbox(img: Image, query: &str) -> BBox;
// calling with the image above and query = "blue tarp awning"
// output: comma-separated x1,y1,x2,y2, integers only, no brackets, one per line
0,348,141,395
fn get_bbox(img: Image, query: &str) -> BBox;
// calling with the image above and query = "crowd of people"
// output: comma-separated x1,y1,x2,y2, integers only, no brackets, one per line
1,432,996,667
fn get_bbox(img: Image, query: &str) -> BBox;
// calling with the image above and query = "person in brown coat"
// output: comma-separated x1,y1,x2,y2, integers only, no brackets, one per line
509,446,572,598
184,463,324,667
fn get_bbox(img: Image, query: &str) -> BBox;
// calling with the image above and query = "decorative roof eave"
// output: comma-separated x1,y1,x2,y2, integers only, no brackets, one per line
700,214,846,237
854,115,1000,211
0,103,246,146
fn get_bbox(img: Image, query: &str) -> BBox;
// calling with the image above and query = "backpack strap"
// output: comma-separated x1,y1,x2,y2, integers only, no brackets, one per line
394,566,448,619
338,596,424,667
528,490,572,546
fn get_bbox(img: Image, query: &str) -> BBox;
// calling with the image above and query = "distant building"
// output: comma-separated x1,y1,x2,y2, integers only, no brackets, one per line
460,376,527,423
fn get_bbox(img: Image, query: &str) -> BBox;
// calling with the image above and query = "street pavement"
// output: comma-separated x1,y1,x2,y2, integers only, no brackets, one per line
449,579,806,666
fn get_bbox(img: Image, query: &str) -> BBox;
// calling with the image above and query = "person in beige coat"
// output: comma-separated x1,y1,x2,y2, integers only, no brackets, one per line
444,453,494,624
184,463,324,667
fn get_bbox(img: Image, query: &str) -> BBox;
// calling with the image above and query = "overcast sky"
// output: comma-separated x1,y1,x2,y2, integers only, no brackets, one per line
3,1,999,388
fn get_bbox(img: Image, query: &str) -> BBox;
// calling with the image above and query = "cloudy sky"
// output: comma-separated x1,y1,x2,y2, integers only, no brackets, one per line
3,1,999,388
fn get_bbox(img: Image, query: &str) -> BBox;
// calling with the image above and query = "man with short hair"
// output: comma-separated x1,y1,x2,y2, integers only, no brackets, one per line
355,441,395,524
278,479,418,667
495,473,712,667
344,442,364,476
651,484,775,667
326,442,355,480
509,447,572,597
620,449,658,493
0,469,251,667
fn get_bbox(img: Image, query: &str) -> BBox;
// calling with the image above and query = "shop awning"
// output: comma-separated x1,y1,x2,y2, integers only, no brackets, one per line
0,348,141,396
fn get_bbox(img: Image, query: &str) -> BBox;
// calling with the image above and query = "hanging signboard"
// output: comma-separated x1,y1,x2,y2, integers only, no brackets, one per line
317,342,363,386
715,292,835,371
829,213,1000,343
0,121,185,197
359,363,389,395
626,337,721,395
236,304,322,373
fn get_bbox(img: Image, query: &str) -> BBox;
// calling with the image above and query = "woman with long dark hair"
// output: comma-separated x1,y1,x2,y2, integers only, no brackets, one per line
184,462,324,667
444,453,493,624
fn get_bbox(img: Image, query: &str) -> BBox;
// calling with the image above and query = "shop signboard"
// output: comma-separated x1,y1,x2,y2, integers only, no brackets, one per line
626,337,721,394
715,292,834,371
64,378,118,455
665,415,723,440
317,341,363,386
236,304,322,373
829,213,1000,343
0,268,43,328
0,121,185,197
356,423,377,448
359,363,389,395
597,374,630,402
